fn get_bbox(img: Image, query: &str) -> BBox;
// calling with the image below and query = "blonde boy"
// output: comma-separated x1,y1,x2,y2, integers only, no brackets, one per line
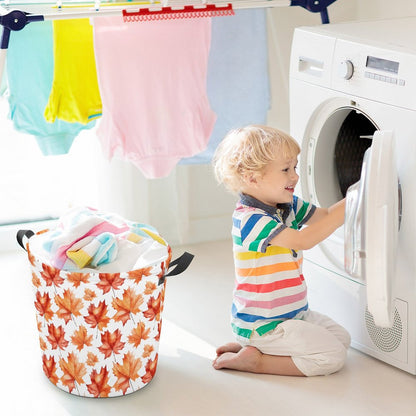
213,125,350,376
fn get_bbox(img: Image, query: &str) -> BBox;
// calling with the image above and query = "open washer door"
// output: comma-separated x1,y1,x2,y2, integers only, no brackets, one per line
345,131,399,327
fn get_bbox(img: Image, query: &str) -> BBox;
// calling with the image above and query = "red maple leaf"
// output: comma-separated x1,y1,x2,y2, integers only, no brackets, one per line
143,292,163,321
42,354,58,385
97,273,124,294
87,367,112,398
84,301,110,331
141,355,158,384
34,291,54,321
98,329,125,358
46,324,69,350
40,263,64,288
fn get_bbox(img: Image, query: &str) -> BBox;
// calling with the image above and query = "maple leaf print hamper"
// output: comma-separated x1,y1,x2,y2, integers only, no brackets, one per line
17,208,193,397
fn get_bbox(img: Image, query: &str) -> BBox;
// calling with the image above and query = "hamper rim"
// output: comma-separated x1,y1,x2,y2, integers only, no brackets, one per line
26,228,172,277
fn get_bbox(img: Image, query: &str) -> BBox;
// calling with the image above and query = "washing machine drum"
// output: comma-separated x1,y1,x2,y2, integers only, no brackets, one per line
306,108,377,208
334,111,376,197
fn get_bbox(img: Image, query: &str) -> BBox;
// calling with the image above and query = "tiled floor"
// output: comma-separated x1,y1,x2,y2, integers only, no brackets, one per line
1,239,415,415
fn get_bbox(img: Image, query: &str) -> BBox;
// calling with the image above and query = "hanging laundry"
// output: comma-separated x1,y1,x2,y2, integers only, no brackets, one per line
180,9,270,165
6,21,95,155
44,19,102,124
93,16,216,179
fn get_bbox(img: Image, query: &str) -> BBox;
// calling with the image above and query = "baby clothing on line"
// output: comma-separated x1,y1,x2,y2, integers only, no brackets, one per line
6,21,95,155
180,9,270,165
93,16,216,179
44,19,102,125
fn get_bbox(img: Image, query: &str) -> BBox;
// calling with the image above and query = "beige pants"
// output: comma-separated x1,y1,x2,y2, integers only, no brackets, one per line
236,310,351,376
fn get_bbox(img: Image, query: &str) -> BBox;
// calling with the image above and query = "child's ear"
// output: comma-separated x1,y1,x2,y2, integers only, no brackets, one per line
243,172,260,186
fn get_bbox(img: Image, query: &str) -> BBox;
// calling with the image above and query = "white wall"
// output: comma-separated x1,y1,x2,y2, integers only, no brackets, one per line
100,0,416,247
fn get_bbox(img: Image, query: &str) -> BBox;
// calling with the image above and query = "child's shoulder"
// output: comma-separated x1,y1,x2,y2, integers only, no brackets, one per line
233,201,273,224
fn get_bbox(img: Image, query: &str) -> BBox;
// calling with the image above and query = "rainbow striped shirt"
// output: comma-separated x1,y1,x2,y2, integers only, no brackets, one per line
231,194,316,338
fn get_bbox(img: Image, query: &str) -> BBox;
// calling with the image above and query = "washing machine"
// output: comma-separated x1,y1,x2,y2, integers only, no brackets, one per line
289,16,416,374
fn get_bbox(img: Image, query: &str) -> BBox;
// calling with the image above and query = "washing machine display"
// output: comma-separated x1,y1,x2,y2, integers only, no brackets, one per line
290,17,416,375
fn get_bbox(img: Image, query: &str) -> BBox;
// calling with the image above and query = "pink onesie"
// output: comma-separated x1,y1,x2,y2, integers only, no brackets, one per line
93,16,216,178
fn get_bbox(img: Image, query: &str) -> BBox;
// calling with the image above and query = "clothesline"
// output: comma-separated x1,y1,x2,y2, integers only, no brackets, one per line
0,1,292,18
0,0,297,83
0,0,337,84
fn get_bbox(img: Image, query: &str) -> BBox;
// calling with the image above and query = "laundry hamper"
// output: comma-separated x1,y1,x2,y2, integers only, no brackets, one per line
17,229,193,397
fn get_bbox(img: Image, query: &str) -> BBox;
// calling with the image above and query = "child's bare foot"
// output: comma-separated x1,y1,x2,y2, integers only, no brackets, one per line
215,342,242,356
213,343,305,376
213,345,262,373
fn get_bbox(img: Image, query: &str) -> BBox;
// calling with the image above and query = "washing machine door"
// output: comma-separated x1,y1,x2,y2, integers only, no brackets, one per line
345,130,399,327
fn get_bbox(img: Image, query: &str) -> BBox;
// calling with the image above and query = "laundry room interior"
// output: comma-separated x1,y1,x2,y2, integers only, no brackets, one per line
0,0,415,415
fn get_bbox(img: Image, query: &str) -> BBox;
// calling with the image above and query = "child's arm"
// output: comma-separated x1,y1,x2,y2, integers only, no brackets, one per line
270,199,345,251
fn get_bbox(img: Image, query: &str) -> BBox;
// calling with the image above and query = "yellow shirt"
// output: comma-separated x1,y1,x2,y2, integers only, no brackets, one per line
44,19,102,125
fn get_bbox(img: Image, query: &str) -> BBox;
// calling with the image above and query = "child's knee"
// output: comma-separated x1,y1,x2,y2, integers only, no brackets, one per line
293,345,348,376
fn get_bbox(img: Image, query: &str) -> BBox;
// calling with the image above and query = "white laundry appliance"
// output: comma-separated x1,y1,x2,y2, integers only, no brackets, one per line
289,17,416,374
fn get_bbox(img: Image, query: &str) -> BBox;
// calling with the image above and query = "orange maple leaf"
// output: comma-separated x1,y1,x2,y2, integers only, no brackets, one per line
128,267,152,285
32,273,41,288
60,352,87,393
143,292,163,321
86,352,99,367
112,288,143,325
159,249,172,277
155,321,162,342
47,324,69,350
141,355,158,384
98,329,125,358
97,273,124,294
42,354,58,385
39,336,48,351
83,288,97,302
55,289,84,324
67,272,90,288
28,248,36,267
113,352,142,395
87,367,112,398
36,316,42,332
84,301,110,331
41,263,64,288
71,326,93,352
128,322,150,348
142,344,154,359
144,281,157,295
34,291,54,321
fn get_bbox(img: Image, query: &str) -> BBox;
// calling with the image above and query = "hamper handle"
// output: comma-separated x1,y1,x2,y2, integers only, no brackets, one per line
158,252,194,285
16,229,35,251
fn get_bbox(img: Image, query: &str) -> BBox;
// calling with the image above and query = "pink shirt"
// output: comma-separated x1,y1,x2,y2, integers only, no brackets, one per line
93,16,216,178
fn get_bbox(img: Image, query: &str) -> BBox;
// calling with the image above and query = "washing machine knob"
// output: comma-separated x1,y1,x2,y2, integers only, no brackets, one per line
338,60,354,80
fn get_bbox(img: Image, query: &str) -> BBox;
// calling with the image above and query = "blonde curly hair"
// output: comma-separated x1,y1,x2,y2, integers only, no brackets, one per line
213,125,301,194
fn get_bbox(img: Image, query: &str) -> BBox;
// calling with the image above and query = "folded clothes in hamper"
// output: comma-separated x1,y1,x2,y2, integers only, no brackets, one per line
17,208,193,397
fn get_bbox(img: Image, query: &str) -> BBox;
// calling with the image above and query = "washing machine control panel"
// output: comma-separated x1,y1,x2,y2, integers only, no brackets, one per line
338,60,354,80
331,39,416,110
